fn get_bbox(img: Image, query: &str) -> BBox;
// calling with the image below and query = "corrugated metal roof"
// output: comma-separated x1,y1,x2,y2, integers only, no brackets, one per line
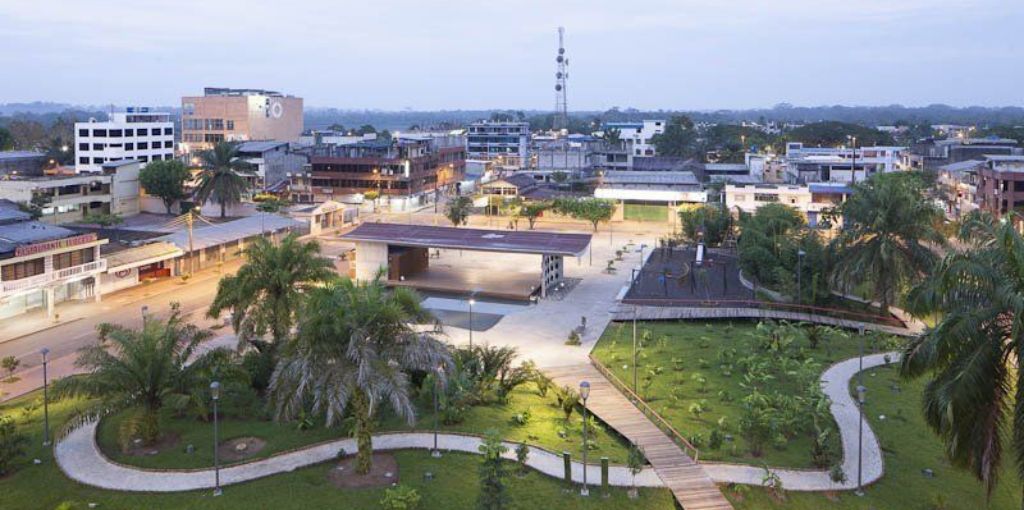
236,141,289,153
154,215,305,251
340,223,591,257
104,242,182,271
601,171,698,186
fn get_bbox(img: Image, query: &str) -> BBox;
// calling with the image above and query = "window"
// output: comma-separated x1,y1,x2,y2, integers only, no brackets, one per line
125,129,134,137
93,129,107,137
164,140,174,149
226,120,235,130
163,127,173,135
53,248,95,270
92,157,104,164
78,157,88,164
92,143,104,150
151,154,162,161
138,142,149,150
125,143,134,151
109,129,123,137
1,258,45,281
137,128,148,136
754,193,780,202
78,129,88,137
139,155,149,162
78,143,88,151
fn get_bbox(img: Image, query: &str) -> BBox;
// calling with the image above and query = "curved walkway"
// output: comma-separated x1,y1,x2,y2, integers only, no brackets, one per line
54,352,897,495
703,352,896,491
55,424,663,492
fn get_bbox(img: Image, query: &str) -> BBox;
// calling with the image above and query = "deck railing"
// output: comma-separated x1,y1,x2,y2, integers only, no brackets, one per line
588,354,701,462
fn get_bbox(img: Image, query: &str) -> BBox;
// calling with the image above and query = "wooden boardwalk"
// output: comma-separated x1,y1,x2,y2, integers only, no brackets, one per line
546,364,734,510
612,305,919,337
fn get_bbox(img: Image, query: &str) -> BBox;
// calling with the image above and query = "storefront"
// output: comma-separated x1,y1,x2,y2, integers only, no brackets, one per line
99,241,182,294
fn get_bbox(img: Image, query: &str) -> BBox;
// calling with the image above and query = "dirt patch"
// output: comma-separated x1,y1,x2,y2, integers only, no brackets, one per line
218,436,267,462
326,452,399,489
122,433,181,457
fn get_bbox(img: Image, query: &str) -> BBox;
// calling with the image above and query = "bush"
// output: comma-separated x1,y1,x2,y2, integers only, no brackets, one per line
565,330,581,346
380,485,421,510
0,415,28,475
708,429,723,450
515,442,530,475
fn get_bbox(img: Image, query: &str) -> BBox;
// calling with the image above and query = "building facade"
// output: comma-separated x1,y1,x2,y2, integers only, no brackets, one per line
0,161,141,224
977,155,1024,218
602,120,666,157
0,151,47,177
181,87,304,152
725,182,852,228
74,109,175,174
783,142,908,184
466,121,530,169
235,141,308,190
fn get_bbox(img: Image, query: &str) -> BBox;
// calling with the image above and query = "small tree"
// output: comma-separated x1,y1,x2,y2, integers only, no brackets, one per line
627,444,646,499
363,190,380,212
446,196,472,227
521,202,549,230
568,198,615,233
477,429,510,510
0,416,28,475
515,442,530,476
139,160,189,215
1,356,19,380
557,385,579,421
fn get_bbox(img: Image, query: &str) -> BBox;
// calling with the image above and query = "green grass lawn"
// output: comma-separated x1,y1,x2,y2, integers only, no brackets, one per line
591,320,898,468
96,381,632,470
728,364,1021,510
0,390,674,510
623,204,667,222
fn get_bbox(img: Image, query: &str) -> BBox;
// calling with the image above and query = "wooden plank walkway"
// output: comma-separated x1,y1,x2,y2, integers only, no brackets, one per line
611,305,919,337
546,364,734,510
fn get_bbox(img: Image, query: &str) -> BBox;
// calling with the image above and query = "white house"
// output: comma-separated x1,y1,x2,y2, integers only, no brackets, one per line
75,108,175,174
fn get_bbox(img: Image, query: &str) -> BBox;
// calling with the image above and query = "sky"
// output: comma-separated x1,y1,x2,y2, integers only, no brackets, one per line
0,0,1021,111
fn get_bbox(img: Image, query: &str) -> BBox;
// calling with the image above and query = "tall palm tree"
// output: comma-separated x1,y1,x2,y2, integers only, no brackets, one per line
208,233,336,346
901,210,1024,504
829,172,945,313
53,304,220,444
270,276,452,474
195,142,251,218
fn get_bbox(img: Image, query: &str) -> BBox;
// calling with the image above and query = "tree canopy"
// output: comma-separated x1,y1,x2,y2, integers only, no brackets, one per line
139,160,190,215
650,115,698,158
785,121,895,148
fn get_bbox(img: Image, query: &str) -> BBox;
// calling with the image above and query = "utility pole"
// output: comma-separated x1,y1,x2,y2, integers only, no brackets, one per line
186,209,195,277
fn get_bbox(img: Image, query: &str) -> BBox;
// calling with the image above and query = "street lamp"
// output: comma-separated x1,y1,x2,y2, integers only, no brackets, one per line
467,298,476,348
855,384,867,496
797,249,806,304
631,305,638,394
432,365,444,458
579,381,591,497
210,381,223,497
41,348,50,446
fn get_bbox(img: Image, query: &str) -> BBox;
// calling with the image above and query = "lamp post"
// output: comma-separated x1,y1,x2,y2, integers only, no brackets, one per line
41,348,50,446
467,298,475,348
797,249,806,304
855,384,867,496
432,365,444,458
210,381,222,497
631,305,638,394
850,135,858,184
579,381,591,497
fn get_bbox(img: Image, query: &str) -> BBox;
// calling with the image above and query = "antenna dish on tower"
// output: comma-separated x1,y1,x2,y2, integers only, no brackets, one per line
553,27,569,132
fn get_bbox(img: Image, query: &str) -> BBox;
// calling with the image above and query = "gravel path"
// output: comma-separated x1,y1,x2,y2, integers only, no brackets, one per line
703,352,897,491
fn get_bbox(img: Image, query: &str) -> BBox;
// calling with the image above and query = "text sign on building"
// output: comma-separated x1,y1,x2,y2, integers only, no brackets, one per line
14,233,98,257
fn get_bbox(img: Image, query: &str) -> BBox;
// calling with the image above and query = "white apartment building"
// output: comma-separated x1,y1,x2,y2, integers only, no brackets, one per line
0,161,142,224
725,182,853,228
783,142,908,184
75,108,175,174
466,121,530,169
602,120,666,157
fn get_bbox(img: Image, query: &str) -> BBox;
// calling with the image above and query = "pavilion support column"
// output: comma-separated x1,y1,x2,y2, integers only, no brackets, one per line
541,254,564,298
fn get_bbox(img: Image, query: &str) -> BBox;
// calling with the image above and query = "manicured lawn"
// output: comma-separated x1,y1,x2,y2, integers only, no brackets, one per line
728,364,1021,510
96,381,632,469
623,204,667,222
0,390,674,510
591,320,899,468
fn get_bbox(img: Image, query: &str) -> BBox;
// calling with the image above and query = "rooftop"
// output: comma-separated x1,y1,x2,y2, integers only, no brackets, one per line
0,200,30,224
0,151,46,161
237,141,290,153
0,221,78,256
153,215,305,251
601,171,699,186
340,223,591,257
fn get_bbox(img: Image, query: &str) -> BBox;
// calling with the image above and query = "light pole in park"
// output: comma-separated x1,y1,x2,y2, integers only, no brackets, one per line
797,249,806,304
579,380,591,496
468,298,476,348
210,381,223,497
632,305,638,394
41,348,51,446
855,383,867,496
432,365,444,458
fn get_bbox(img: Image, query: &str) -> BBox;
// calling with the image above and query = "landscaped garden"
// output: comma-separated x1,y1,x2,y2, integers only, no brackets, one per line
592,320,903,469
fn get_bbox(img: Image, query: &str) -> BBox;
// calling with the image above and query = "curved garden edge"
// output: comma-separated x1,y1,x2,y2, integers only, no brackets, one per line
55,421,664,492
699,351,897,492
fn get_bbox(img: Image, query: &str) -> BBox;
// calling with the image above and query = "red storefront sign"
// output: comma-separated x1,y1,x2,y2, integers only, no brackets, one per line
14,233,98,257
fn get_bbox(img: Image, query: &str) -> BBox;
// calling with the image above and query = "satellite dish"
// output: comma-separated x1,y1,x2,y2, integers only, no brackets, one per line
556,72,563,79
555,84,562,91
556,55,564,63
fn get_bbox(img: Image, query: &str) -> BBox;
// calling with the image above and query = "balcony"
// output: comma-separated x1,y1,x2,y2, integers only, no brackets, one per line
1,260,107,295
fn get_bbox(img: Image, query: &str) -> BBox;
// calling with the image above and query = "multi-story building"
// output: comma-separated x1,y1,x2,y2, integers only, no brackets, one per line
936,159,982,218
0,151,47,177
303,133,466,211
725,182,853,228
466,121,530,169
0,200,108,319
0,160,140,224
602,120,666,157
783,142,908,184
74,108,175,173
235,141,308,190
911,137,1022,169
180,87,304,153
977,155,1024,218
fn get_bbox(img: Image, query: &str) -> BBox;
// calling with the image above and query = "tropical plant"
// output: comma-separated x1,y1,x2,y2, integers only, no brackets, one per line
477,429,510,510
208,233,335,347
139,160,190,214
380,485,421,510
900,210,1024,500
270,276,452,475
627,444,646,499
520,202,549,230
1,356,19,380
195,142,252,218
0,416,28,475
829,172,945,312
52,305,220,444
445,196,472,227
556,385,580,422
515,442,530,475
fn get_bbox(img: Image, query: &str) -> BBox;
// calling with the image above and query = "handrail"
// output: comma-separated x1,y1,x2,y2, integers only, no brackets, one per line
620,297,906,328
588,354,701,462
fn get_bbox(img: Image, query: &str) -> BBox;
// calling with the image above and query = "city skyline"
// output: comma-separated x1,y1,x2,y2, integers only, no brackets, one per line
0,0,1022,111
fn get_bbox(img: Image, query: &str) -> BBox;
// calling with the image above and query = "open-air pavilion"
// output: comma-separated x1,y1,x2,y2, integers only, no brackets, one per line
339,223,591,301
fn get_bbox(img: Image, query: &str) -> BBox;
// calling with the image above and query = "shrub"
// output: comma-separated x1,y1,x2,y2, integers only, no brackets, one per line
477,430,510,510
512,410,531,426
515,442,530,475
829,464,847,483
565,330,581,346
1,356,19,380
708,429,723,450
381,485,421,510
556,386,579,421
0,415,28,475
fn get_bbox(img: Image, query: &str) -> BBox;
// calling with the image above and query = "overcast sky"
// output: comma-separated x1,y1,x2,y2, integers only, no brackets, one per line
0,0,1020,110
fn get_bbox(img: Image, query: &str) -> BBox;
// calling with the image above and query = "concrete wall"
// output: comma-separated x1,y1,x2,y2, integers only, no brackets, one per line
354,241,389,281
